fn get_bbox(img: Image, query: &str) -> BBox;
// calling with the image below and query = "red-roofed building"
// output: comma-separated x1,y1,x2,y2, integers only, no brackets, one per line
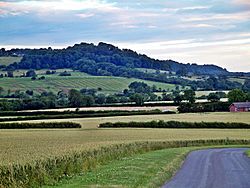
229,102,250,112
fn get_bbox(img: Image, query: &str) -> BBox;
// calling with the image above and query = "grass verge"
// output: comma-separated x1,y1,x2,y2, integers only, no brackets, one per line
245,150,250,157
45,145,249,188
1,139,249,188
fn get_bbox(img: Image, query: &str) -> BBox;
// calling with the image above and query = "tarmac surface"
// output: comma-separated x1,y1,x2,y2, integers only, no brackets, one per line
162,148,250,188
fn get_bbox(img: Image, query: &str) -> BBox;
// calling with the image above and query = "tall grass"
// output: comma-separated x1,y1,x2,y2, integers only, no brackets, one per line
99,120,250,129
0,139,249,188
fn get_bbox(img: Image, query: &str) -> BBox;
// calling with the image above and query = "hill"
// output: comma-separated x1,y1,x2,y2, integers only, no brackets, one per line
2,42,228,75
0,69,176,94
0,42,248,91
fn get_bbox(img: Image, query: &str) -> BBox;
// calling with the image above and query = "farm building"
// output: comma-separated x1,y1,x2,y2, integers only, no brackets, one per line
229,102,250,112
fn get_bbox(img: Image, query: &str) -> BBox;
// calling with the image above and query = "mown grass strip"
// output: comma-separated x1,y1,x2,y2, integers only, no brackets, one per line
99,120,250,129
0,122,81,129
45,145,249,188
245,150,250,157
0,139,249,188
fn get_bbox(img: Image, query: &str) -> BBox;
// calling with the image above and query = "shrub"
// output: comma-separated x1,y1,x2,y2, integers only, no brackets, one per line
0,122,81,129
99,121,250,129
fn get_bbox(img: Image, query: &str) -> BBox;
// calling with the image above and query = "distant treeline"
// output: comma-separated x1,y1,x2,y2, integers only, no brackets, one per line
0,122,81,129
99,120,250,129
177,102,230,113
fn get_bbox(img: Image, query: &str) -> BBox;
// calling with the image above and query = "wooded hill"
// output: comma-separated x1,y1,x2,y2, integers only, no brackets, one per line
0,42,248,90
1,42,228,75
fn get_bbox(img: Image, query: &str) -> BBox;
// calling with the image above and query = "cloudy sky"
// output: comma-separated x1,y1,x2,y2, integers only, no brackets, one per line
0,0,250,72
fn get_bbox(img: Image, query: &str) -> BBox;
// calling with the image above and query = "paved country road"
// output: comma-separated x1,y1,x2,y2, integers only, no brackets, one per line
162,148,250,188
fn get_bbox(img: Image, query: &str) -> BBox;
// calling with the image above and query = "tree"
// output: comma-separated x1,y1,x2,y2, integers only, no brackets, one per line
68,89,83,107
0,87,4,96
242,79,250,92
96,94,106,104
82,95,95,107
7,71,14,78
106,95,118,104
130,93,145,106
26,70,36,77
173,94,183,104
207,93,220,102
227,89,246,103
183,89,196,103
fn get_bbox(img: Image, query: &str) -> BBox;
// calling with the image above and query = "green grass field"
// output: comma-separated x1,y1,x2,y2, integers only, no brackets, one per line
0,70,176,94
0,56,22,66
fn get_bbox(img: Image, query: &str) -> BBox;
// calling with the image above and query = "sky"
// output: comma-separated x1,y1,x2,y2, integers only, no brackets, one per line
0,0,250,72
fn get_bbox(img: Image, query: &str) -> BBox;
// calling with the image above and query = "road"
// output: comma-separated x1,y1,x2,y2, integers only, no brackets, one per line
162,148,250,188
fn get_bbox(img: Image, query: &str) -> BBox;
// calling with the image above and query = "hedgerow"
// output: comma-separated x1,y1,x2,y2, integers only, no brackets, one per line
0,110,175,122
0,122,81,129
99,120,250,129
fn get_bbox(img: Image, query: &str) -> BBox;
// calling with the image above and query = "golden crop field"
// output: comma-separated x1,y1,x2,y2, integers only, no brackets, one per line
8,112,250,129
0,128,249,165
1,112,250,165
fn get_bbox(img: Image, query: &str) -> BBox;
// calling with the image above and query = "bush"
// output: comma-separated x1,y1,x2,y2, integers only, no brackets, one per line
99,120,250,129
0,122,81,129
178,102,230,113
0,110,175,122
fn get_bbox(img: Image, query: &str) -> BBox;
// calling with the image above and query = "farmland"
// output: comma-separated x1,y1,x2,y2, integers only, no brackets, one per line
0,56,22,66
8,112,250,128
0,70,176,94
1,112,250,165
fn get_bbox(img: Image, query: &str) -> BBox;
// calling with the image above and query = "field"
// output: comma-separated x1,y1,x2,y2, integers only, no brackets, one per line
0,70,176,94
0,56,22,66
1,112,250,166
9,112,250,128
195,90,229,97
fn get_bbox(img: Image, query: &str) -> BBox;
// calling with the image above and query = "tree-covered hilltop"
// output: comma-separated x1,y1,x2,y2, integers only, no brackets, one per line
0,43,245,90
2,42,228,75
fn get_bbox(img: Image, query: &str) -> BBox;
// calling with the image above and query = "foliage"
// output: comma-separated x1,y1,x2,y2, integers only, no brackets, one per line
207,93,220,102
183,89,196,103
99,120,250,129
0,122,81,129
178,102,230,113
2,43,243,90
227,89,248,103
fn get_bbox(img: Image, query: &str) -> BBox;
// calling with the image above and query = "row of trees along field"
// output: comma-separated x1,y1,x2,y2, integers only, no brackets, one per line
177,89,250,113
1,42,248,90
1,81,249,112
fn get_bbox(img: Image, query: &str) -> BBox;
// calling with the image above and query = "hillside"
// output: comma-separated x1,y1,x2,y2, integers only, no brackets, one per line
0,42,248,91
0,70,175,94
1,42,228,75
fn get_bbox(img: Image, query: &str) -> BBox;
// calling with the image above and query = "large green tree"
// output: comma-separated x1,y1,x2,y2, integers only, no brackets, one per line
183,89,196,104
227,89,246,103
68,89,83,107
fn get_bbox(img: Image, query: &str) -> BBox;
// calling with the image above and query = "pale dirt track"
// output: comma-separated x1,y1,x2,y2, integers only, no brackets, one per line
162,148,250,188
